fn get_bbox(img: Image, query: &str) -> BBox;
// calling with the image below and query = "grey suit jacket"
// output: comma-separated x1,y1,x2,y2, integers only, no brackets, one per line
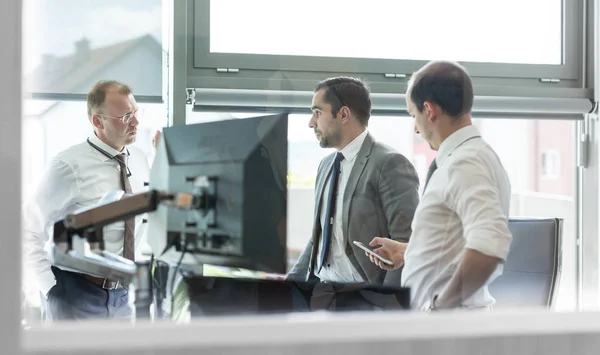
287,133,420,286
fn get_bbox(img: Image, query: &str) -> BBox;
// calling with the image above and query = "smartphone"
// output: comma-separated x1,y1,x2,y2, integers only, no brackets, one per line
353,241,393,266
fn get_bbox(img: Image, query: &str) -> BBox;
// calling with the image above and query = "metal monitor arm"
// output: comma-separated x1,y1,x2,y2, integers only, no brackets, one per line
50,187,214,285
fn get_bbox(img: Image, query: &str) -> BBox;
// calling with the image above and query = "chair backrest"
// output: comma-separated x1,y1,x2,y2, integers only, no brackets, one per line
488,217,562,308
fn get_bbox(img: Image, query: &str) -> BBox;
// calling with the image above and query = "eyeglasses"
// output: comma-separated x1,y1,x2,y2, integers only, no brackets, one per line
98,108,144,124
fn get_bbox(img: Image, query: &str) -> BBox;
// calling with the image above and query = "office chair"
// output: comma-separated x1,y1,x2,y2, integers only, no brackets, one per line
488,217,562,308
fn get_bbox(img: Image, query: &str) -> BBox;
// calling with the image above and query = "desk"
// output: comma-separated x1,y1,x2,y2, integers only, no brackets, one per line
24,309,600,355
183,276,411,316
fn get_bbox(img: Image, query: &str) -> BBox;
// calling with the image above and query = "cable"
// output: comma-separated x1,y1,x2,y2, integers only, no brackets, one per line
159,235,179,258
148,234,183,320
151,258,171,319
170,234,190,318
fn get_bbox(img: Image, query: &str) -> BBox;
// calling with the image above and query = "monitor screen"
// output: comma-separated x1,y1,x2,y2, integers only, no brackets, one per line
148,113,288,274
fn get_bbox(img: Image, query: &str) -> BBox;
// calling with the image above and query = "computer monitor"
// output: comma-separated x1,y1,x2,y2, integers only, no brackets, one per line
147,113,288,274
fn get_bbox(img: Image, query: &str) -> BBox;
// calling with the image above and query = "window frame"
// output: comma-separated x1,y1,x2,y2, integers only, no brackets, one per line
192,0,583,84
26,93,164,103
189,88,593,120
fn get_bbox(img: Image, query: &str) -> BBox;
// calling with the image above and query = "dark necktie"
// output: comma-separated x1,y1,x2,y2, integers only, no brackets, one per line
318,152,344,273
422,159,438,193
114,153,135,261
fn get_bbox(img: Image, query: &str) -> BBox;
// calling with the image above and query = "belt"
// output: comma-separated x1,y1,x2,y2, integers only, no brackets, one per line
79,273,121,290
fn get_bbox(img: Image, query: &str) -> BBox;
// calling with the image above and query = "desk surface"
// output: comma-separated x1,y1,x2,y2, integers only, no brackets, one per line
23,309,600,355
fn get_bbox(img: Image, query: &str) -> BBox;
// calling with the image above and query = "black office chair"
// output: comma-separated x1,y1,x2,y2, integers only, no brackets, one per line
488,217,562,308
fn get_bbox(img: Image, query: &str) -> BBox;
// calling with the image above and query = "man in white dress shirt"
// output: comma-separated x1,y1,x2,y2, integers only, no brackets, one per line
367,61,513,311
23,80,151,321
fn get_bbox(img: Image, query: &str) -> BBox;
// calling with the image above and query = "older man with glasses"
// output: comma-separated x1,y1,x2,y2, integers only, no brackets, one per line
23,80,152,322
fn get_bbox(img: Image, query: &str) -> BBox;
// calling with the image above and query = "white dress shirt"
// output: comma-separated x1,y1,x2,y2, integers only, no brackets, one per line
401,125,512,310
315,129,368,283
23,134,150,297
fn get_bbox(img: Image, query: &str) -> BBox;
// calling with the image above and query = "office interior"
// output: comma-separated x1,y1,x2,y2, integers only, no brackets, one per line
1,0,600,354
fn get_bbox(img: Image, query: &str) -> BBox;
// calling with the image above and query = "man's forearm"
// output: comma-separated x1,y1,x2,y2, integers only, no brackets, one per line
434,248,502,309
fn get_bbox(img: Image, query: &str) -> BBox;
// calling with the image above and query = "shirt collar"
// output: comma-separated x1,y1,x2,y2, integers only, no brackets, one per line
88,133,129,161
339,129,368,163
436,125,481,167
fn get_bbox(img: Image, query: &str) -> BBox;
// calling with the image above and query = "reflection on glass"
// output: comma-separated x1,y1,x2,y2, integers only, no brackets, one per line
20,100,166,327
23,0,162,95
186,112,576,313
22,101,165,201
17,0,582,341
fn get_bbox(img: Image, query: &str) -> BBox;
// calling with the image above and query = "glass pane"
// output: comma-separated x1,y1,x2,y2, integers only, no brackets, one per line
210,0,562,65
22,100,165,202
187,112,576,312
21,100,166,321
480,119,576,311
23,0,163,96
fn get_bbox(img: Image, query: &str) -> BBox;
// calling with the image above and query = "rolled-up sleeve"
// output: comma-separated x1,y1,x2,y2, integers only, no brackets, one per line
444,156,512,262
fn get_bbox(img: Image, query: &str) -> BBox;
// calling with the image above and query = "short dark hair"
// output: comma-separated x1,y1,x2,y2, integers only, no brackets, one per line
314,76,371,126
87,80,133,119
408,61,473,118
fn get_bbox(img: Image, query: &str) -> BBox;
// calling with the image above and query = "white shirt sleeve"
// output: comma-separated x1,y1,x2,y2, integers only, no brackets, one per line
444,156,512,261
22,159,79,297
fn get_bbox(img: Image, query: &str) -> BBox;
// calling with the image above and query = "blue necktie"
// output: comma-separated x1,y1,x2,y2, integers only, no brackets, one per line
318,152,344,272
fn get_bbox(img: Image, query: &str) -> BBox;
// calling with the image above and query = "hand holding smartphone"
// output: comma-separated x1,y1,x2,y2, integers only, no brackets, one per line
353,241,393,266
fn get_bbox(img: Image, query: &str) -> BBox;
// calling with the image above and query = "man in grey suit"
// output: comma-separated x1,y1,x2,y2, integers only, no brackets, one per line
287,77,420,288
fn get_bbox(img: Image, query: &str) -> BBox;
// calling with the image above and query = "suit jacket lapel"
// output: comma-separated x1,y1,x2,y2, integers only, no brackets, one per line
342,133,374,246
314,154,335,226
310,153,335,268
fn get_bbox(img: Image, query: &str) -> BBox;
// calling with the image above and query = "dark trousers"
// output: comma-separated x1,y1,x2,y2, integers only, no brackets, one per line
183,277,405,317
41,266,132,323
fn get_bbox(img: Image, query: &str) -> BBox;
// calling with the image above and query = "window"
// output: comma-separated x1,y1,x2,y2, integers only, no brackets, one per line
21,100,166,312
210,0,562,65
411,154,428,190
542,150,561,179
23,0,163,98
22,100,165,198
192,0,584,91
9,0,600,351
21,0,168,323
187,112,578,312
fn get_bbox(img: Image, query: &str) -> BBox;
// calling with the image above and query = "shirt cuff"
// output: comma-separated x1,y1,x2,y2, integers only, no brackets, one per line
37,269,56,299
